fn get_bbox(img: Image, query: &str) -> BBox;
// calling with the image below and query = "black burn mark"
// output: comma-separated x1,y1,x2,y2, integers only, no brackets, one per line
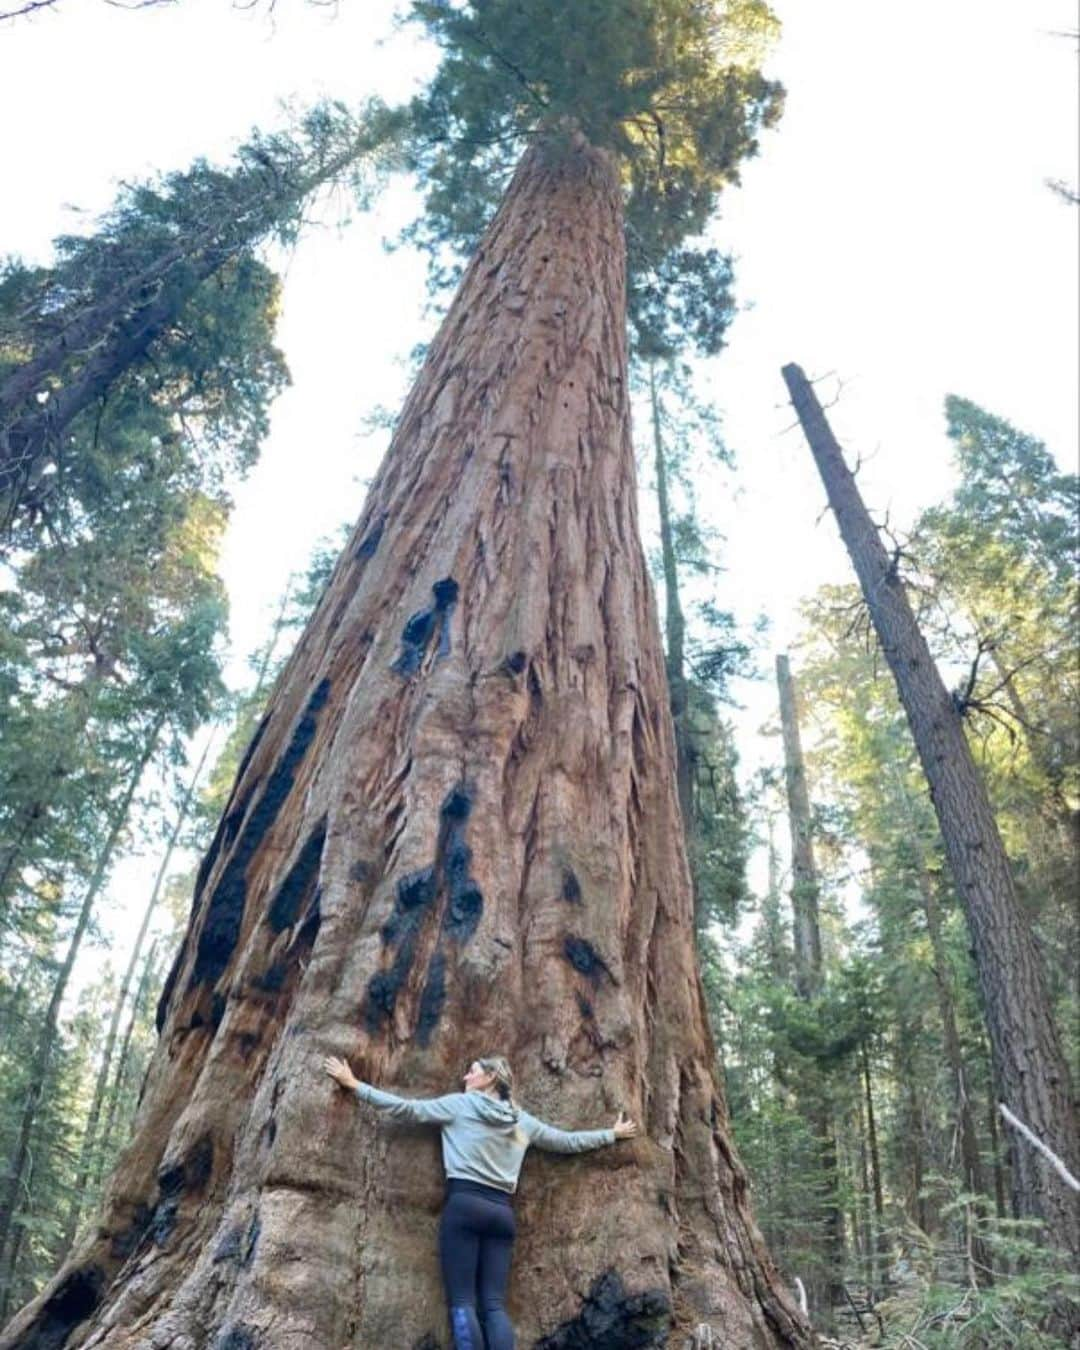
391,577,458,675
364,931,418,1032
561,867,582,904
213,1224,244,1265
416,950,446,1047
267,823,326,934
367,783,485,1042
438,782,483,944
150,1134,214,1248
381,865,437,945
432,577,459,659
501,649,527,677
110,1203,152,1260
17,1264,105,1350
189,679,331,992
217,1211,261,1267
214,1326,258,1350
563,936,613,987
251,961,287,993
155,946,183,1033
354,514,386,563
534,1270,671,1350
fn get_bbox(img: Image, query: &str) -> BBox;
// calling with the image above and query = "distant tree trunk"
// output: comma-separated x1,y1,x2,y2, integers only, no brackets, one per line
0,724,161,1280
3,135,808,1350
782,362,1078,1285
859,1042,888,1288
96,938,160,1189
775,655,823,996
61,736,215,1256
986,1067,1009,1221
854,1095,873,1290
775,653,844,1321
889,772,987,1222
648,364,693,853
762,813,789,983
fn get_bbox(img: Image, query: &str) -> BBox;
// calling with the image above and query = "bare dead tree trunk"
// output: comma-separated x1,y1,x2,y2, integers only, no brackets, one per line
2,135,809,1350
782,362,1079,1287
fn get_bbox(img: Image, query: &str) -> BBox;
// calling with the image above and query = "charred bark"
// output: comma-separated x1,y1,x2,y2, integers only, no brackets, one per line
782,362,1078,1288
1,136,809,1350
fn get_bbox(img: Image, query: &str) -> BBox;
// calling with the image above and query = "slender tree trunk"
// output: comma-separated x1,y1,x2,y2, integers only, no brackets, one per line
95,939,160,1189
61,736,215,1256
762,813,789,982
889,773,987,1212
0,723,161,1279
775,655,823,996
0,1158,30,1325
855,1093,874,1292
859,1042,888,1288
4,134,808,1350
782,362,1078,1281
986,1070,1008,1221
648,363,693,850
899,1050,928,1234
775,653,844,1322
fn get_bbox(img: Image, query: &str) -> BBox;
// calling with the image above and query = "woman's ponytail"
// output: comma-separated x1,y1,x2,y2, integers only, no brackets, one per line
477,1055,516,1111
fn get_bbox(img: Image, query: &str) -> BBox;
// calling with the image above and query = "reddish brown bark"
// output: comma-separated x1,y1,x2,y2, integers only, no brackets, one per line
1,135,809,1350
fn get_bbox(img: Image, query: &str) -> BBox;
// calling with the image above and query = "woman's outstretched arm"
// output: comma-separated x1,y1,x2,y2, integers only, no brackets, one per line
323,1056,463,1125
521,1108,637,1153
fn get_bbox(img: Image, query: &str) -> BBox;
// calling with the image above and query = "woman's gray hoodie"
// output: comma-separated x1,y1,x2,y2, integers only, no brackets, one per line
354,1084,615,1194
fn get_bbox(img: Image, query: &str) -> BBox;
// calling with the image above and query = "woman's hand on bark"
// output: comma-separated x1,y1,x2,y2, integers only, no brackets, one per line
324,1055,359,1092
612,1111,638,1140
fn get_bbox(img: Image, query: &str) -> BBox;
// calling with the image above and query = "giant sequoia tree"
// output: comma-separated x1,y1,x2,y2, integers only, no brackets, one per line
1,5,808,1347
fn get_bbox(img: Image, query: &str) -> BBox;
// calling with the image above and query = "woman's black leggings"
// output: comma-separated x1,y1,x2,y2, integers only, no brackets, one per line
439,1179,516,1350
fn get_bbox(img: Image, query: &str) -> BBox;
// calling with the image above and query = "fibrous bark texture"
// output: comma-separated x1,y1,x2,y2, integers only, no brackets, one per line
0,136,809,1350
781,362,1079,1291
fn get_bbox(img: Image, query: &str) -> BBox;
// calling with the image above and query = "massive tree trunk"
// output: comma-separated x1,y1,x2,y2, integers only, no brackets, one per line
782,363,1078,1284
1,134,809,1350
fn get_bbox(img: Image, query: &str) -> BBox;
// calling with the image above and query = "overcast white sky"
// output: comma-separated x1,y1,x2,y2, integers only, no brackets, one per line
1,0,1076,985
